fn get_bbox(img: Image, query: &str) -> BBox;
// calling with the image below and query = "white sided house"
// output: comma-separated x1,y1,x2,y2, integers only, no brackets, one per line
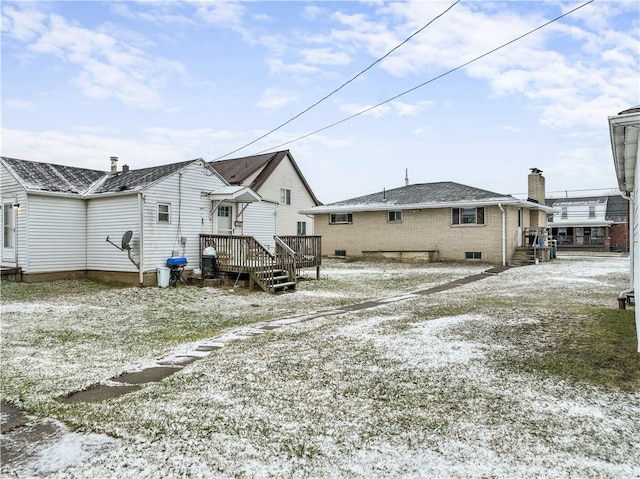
0,156,271,285
609,105,640,352
211,150,321,237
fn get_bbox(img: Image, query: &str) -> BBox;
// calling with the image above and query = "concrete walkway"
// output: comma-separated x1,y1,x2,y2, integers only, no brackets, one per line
1,266,507,476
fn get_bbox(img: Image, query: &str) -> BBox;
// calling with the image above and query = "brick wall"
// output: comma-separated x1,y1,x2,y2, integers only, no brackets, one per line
314,205,524,264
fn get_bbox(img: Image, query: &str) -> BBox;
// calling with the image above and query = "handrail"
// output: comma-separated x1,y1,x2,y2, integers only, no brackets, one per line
274,236,296,257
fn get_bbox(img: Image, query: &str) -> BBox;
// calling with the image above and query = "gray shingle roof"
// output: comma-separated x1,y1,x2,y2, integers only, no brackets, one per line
1,157,203,195
94,160,195,193
1,156,106,194
325,182,514,207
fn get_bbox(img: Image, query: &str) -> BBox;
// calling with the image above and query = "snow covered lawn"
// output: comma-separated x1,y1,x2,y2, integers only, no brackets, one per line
2,255,639,478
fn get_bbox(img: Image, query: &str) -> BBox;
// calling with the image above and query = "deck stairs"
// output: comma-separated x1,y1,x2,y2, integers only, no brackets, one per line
250,267,297,293
511,247,537,266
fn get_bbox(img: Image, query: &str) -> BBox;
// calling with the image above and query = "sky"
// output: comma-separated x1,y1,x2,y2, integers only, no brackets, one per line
1,1,639,204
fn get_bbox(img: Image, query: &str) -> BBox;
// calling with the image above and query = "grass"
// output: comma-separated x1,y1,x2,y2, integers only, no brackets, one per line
500,308,639,391
2,256,639,478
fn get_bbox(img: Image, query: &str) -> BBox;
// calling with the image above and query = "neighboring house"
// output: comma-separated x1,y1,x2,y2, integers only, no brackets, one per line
211,150,321,237
299,169,556,266
609,105,640,353
545,195,628,252
0,156,273,285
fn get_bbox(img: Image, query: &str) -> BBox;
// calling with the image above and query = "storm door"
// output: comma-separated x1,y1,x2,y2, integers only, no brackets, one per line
2,200,16,263
217,203,233,235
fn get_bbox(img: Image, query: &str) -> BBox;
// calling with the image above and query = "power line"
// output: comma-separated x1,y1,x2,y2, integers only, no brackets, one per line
212,0,461,161
254,0,594,154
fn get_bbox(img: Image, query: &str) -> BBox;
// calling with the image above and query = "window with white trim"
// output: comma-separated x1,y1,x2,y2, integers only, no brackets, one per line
297,221,307,235
388,211,402,222
561,207,568,219
589,206,596,218
280,188,291,205
452,207,484,225
330,213,353,224
465,252,482,260
158,203,170,223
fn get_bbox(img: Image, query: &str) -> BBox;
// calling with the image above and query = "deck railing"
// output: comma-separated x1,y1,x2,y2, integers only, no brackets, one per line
199,234,322,287
278,235,322,279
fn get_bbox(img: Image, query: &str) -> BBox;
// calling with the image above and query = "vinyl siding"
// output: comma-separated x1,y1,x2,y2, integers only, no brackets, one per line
142,162,225,270
87,194,140,272
26,195,87,273
240,202,277,251
254,155,317,236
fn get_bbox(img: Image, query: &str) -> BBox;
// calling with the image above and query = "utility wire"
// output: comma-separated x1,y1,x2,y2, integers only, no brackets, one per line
212,0,461,161
254,0,594,154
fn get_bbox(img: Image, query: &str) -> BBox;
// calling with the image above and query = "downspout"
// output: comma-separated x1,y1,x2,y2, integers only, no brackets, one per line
498,203,506,267
138,192,145,286
618,191,634,307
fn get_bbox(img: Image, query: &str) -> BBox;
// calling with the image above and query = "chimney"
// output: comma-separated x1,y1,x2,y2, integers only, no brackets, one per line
528,167,545,204
122,164,129,172
110,156,119,175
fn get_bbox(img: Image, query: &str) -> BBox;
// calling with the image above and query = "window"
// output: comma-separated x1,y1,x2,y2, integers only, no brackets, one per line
561,207,568,219
465,252,482,260
452,207,484,225
589,206,596,219
547,214,554,223
297,221,306,236
158,203,170,223
330,213,353,224
335,250,346,257
388,211,402,222
218,205,231,218
280,188,291,205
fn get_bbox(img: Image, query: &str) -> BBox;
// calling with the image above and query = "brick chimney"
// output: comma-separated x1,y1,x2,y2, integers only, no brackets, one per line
110,156,119,175
528,168,545,204
122,164,129,172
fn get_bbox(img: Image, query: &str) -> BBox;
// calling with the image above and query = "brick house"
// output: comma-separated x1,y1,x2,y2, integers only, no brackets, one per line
300,169,556,266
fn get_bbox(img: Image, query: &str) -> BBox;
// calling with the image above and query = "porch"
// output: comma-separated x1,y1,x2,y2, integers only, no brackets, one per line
198,234,321,293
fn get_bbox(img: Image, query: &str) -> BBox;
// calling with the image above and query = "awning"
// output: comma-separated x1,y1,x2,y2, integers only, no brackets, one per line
205,186,261,203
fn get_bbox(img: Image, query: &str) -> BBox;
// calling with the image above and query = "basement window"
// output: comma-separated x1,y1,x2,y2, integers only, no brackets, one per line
388,211,403,222
334,250,347,257
330,213,353,224
465,252,482,260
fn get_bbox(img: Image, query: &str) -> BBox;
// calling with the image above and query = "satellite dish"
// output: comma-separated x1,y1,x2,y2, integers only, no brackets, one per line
121,230,133,250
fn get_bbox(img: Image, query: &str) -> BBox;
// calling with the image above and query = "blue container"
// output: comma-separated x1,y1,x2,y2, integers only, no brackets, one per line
167,256,188,266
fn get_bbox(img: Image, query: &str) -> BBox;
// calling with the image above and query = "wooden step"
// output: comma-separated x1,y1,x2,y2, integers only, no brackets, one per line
271,281,297,291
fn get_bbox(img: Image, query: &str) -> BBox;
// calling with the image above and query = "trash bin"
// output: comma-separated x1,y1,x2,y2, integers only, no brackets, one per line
202,255,217,278
157,267,170,288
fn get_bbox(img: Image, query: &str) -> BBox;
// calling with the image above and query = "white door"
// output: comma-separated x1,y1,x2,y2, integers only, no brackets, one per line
217,203,233,235
2,200,16,263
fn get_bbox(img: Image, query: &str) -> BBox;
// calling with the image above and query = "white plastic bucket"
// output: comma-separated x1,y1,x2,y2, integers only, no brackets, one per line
157,267,170,288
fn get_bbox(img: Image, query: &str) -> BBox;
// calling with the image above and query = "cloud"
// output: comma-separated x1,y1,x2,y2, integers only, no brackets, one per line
257,89,297,109
1,4,47,41
108,2,194,26
299,48,351,66
3,99,34,111
339,102,391,119
302,6,323,21
4,7,186,109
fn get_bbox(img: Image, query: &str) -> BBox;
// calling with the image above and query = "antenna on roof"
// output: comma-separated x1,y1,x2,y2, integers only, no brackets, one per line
405,168,409,186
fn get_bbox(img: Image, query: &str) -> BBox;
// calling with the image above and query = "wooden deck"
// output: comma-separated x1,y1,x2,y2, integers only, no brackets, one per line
199,234,321,292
